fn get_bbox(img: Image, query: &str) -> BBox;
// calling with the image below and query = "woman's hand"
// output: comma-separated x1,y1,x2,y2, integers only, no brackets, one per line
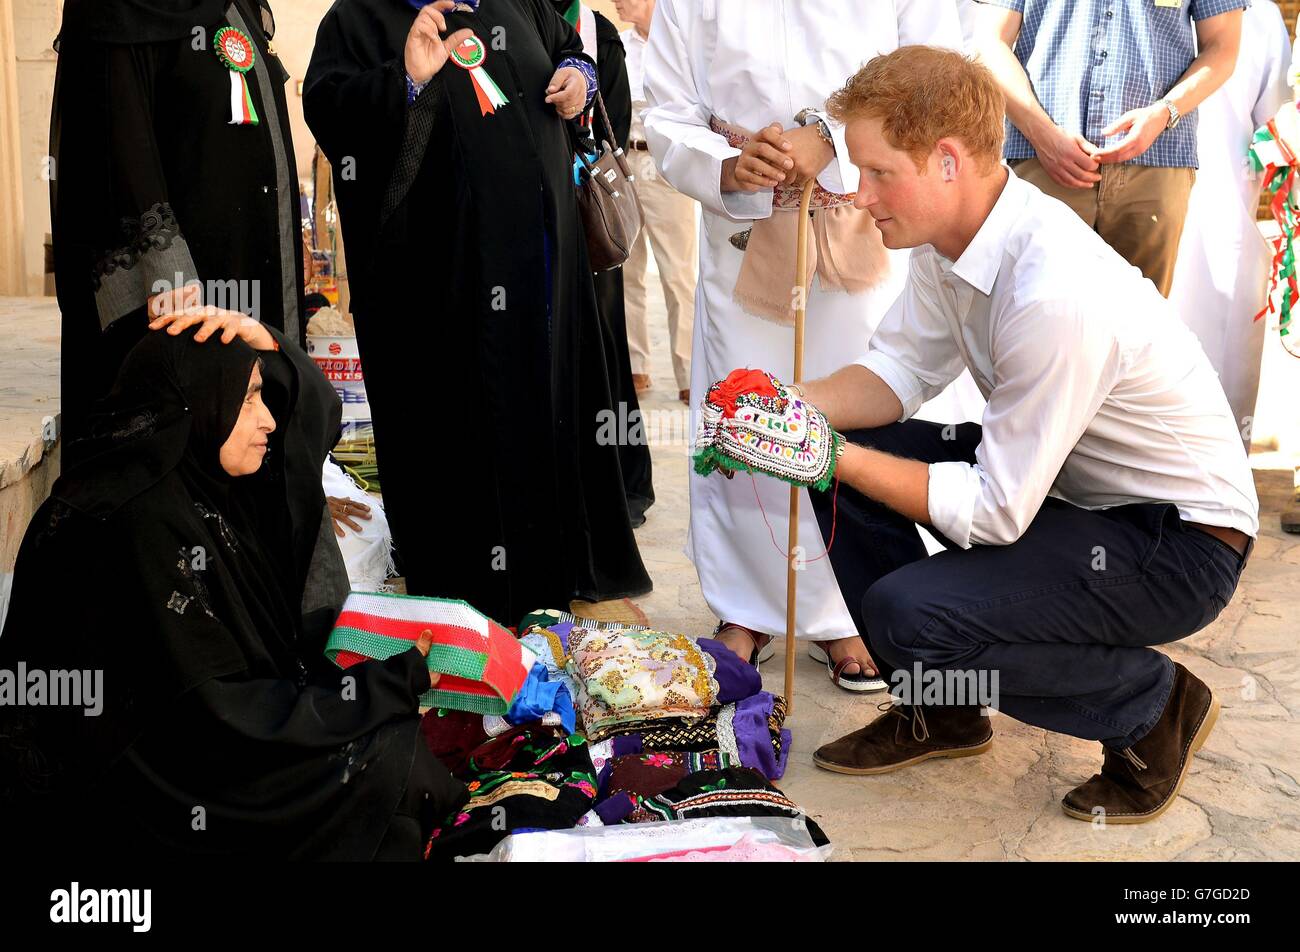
415,629,442,689
328,496,373,537
405,1,474,84
545,66,587,119
149,306,277,351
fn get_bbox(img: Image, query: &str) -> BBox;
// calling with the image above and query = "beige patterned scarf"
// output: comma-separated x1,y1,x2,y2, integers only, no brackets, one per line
711,116,891,325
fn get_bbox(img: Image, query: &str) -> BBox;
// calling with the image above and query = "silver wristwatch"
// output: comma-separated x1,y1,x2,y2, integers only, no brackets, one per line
795,107,834,147
1159,98,1182,131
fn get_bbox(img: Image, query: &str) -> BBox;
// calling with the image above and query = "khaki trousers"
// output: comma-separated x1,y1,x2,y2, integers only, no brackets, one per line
1013,158,1195,297
625,148,697,391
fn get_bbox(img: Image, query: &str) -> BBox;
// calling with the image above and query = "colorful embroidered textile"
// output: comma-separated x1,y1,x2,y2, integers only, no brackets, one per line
566,625,720,741
597,749,738,820
606,751,690,802
694,369,841,491
425,724,597,860
326,592,535,713
517,622,580,701
518,607,651,634
630,768,827,846
608,693,791,780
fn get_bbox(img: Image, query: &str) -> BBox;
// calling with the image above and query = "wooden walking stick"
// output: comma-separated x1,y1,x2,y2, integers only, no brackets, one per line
784,178,817,714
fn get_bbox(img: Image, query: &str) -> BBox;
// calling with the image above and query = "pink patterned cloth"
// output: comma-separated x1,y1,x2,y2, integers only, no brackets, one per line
638,833,819,862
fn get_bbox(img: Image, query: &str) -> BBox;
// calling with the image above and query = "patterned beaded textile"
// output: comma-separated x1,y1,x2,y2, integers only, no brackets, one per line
566,626,720,742
694,368,841,491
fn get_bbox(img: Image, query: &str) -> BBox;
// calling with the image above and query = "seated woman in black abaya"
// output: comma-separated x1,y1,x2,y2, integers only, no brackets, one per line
0,312,465,860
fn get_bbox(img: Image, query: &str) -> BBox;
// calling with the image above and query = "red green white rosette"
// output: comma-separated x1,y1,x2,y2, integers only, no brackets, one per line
214,26,260,126
450,33,509,117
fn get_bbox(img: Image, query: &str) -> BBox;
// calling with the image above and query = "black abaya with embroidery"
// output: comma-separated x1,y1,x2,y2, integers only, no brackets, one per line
51,0,305,463
0,327,465,860
304,0,651,628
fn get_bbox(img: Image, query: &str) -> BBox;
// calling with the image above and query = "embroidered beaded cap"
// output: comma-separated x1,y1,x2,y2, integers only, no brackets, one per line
693,368,841,492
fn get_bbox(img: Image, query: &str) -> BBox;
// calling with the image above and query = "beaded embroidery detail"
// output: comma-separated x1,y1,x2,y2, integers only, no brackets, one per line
694,369,841,491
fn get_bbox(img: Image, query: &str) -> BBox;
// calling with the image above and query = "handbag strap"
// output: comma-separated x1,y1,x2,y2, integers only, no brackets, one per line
585,89,618,151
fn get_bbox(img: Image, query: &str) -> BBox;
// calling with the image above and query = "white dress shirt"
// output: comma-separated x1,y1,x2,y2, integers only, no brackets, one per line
636,0,981,643
859,169,1261,548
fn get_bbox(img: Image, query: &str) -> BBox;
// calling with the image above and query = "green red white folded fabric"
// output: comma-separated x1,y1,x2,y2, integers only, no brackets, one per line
325,592,536,713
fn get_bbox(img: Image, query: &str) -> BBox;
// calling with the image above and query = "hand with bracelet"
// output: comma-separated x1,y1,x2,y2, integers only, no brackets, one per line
721,112,834,192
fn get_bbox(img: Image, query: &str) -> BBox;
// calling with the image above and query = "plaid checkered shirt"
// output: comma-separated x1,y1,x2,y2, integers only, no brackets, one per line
976,0,1251,168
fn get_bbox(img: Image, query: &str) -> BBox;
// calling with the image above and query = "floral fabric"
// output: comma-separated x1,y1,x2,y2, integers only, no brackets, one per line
566,626,719,741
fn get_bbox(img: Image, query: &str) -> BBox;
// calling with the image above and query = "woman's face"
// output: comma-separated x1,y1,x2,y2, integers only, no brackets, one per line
218,363,277,476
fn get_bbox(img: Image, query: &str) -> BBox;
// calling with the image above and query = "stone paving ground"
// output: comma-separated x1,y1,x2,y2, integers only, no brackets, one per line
627,269,1300,862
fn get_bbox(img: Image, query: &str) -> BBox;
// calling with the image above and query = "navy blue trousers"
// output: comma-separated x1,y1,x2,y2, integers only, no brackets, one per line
809,421,1250,748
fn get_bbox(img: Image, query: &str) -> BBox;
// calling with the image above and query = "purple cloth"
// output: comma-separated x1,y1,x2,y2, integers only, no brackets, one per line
547,620,575,649
612,734,643,757
591,791,638,825
734,692,791,781
698,638,763,703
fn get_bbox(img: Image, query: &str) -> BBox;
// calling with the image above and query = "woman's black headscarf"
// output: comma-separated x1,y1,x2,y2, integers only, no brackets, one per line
0,326,337,796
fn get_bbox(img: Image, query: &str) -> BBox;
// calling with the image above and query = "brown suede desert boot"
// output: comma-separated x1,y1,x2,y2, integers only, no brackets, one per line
813,700,993,775
1061,662,1219,824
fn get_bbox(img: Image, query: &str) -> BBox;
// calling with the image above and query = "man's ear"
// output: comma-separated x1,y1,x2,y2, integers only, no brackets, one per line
938,140,961,182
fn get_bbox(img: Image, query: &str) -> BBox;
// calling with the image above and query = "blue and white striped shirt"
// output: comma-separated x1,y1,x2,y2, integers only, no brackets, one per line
977,0,1251,168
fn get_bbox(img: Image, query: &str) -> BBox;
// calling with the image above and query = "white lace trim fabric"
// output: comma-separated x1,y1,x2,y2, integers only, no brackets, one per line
715,703,740,761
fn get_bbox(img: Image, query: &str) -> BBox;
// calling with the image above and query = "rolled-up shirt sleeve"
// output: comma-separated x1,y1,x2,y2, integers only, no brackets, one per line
855,253,966,421
928,297,1122,548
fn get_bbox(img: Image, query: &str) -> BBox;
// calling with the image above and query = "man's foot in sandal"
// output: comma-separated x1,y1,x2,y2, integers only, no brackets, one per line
714,622,776,667
810,637,887,693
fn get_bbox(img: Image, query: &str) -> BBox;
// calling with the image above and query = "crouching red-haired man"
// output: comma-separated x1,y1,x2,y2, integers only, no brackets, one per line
705,46,1258,823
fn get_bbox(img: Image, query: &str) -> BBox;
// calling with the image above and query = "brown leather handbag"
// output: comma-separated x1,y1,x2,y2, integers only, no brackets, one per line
573,90,643,271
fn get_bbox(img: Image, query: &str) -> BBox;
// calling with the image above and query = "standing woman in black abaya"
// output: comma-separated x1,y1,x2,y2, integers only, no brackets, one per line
553,0,655,527
304,1,651,627
51,0,306,461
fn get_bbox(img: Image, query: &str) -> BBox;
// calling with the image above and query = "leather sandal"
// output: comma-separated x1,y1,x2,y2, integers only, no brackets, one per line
808,641,888,693
714,621,776,668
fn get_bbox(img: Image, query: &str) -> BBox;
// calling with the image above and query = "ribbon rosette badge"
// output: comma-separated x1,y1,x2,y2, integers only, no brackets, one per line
451,34,509,116
215,26,259,125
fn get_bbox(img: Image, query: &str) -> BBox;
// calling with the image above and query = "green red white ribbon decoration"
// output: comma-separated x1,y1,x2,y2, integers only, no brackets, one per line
214,26,260,126
450,33,509,116
1249,118,1298,338
326,592,536,714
